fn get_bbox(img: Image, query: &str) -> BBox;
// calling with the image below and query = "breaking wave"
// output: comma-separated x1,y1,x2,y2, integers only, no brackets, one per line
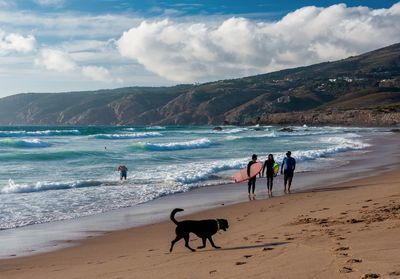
133,138,217,151
0,138,51,148
1,179,117,194
0,130,80,137
93,132,163,139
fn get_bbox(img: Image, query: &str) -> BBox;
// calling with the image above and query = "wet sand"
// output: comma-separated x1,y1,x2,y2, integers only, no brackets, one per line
1,165,400,278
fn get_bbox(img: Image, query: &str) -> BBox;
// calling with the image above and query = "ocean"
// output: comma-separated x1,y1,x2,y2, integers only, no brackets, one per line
0,125,380,231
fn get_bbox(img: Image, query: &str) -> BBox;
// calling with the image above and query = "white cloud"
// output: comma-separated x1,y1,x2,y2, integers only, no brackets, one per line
0,30,36,54
0,11,140,39
35,48,77,72
35,48,118,83
81,66,114,82
117,3,400,83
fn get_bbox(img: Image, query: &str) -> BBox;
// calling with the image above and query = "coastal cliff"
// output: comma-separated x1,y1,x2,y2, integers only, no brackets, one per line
0,43,400,126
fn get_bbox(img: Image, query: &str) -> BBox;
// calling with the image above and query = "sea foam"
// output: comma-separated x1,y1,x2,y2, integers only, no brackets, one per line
134,138,216,151
0,138,51,148
0,130,80,137
93,132,163,139
1,179,108,194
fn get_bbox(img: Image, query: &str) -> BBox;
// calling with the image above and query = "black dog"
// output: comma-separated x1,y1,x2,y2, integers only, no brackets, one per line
169,208,229,252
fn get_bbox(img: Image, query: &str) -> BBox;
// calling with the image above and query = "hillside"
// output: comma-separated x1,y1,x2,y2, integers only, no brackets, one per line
1,43,400,126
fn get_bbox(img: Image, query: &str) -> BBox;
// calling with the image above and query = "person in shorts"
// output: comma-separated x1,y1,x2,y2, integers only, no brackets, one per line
280,151,296,193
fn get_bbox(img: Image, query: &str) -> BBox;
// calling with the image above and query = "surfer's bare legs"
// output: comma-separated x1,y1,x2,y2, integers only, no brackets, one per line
284,173,293,193
283,173,288,193
288,175,293,193
283,172,293,193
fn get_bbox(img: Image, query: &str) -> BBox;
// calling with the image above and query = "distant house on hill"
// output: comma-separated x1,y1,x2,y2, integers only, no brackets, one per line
379,78,400,88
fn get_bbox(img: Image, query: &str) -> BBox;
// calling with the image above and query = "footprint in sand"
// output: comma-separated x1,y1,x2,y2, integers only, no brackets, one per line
263,247,274,251
347,258,362,264
335,247,350,252
235,261,247,265
362,274,380,278
209,270,217,275
339,267,353,273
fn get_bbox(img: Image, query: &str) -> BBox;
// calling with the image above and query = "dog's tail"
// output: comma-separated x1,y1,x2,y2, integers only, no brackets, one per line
170,208,184,225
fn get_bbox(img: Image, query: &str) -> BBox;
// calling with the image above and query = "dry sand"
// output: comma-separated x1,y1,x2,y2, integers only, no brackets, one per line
1,168,400,279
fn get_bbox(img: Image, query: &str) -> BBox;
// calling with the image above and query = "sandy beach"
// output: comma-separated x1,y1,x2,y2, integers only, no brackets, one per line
1,157,400,278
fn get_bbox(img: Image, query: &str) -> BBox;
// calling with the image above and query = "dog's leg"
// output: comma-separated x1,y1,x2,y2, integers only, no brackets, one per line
208,237,221,249
197,238,207,249
184,234,195,252
170,235,183,252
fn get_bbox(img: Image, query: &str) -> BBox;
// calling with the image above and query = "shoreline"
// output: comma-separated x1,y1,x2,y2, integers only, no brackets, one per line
1,159,399,278
0,132,398,259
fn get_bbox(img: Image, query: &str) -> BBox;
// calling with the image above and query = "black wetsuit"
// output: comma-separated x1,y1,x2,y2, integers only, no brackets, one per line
247,161,257,194
262,159,275,191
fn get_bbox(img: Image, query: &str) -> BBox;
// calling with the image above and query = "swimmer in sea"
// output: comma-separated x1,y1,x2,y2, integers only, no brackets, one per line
117,165,128,181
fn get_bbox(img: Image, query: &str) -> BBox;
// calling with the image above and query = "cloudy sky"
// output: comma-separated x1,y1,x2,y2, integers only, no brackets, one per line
0,0,399,97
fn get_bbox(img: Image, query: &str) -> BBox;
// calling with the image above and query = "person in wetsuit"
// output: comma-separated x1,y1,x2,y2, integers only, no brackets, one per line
247,154,258,197
280,151,296,193
118,165,128,181
262,154,275,197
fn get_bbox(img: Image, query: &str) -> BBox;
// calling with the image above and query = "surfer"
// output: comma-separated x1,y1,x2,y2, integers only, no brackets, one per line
117,165,128,181
280,151,296,193
247,154,258,198
262,154,275,197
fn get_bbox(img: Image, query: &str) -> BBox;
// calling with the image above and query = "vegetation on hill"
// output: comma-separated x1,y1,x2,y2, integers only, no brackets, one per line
0,43,399,126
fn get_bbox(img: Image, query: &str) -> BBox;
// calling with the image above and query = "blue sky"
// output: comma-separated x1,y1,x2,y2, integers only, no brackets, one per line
0,0,399,97
13,1,399,16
